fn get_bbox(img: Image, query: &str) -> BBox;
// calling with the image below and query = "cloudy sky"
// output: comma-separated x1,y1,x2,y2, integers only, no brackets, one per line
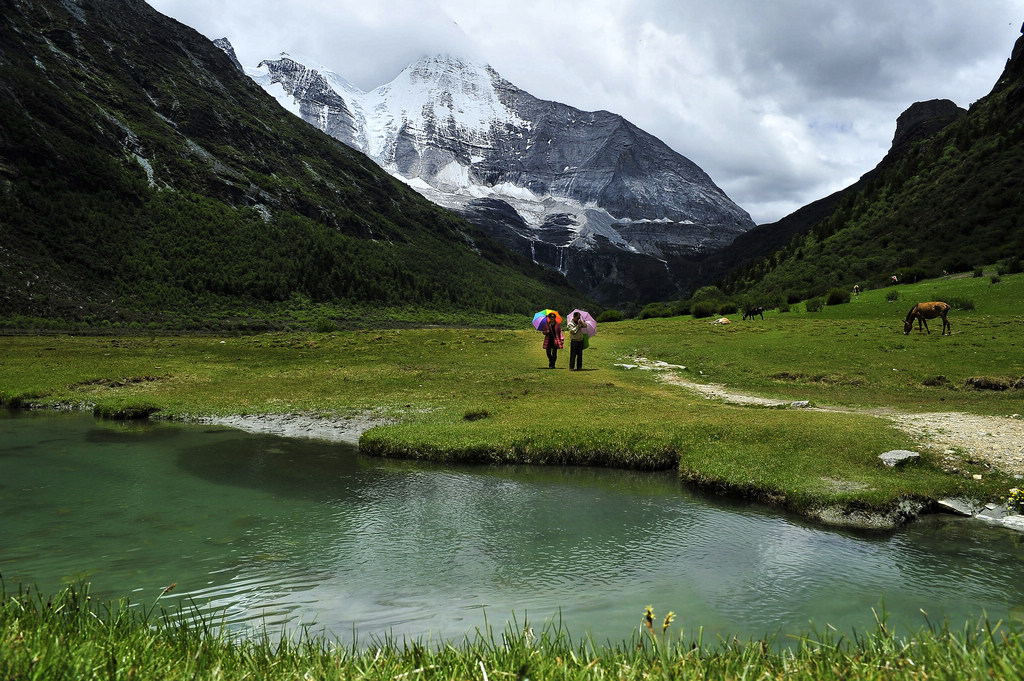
148,0,1023,224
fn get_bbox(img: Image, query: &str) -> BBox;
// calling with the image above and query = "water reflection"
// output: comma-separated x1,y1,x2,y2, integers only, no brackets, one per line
2,409,1024,646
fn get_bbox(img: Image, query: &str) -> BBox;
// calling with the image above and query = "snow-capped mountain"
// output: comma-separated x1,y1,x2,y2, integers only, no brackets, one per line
244,49,756,303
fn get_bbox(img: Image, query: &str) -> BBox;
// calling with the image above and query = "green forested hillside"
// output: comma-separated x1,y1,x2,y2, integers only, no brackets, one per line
0,0,584,330
720,27,1024,301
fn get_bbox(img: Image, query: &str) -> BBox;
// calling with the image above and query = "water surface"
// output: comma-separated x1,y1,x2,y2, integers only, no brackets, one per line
3,410,1023,645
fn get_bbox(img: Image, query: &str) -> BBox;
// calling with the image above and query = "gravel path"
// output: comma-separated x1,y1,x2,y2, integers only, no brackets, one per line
885,412,1024,477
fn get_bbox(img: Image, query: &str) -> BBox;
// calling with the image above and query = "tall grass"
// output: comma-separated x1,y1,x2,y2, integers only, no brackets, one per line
3,582,1023,680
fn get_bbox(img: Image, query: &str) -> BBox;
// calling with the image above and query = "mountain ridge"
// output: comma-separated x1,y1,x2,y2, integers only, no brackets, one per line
719,23,1024,300
684,98,968,294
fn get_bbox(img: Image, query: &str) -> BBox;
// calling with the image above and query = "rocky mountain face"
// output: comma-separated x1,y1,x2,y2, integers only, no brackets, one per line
886,99,966,160
0,0,582,326
246,52,755,303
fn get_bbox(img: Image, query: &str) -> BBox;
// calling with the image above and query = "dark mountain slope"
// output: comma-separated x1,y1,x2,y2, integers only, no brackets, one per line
0,0,582,329
720,25,1024,300
682,99,966,297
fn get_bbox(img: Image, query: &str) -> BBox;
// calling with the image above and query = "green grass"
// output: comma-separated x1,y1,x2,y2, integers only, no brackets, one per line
4,275,1024,677
3,582,1023,681
2,273,1023,520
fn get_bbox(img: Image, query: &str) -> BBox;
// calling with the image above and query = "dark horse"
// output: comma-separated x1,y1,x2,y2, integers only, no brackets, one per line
743,306,766,320
904,301,952,335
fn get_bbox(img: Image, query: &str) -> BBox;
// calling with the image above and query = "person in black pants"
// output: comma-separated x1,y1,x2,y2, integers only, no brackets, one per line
567,311,586,371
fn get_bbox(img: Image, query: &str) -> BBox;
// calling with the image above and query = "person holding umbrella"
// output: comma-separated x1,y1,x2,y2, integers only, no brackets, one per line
541,311,563,368
566,309,596,371
566,310,587,370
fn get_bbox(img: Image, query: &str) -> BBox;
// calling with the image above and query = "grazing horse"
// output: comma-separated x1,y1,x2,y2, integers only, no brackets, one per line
904,301,952,335
743,306,765,321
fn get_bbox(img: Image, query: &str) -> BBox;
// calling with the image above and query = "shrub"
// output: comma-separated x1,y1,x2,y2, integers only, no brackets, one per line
691,301,717,318
944,257,973,274
691,285,724,302
717,301,738,315
901,266,933,284
886,289,900,302
596,309,624,323
973,268,984,278
990,275,1001,284
947,297,975,311
669,299,690,316
998,256,1022,274
805,297,824,312
825,288,851,306
964,377,1009,391
314,317,336,332
777,301,790,313
785,290,804,304
638,302,671,319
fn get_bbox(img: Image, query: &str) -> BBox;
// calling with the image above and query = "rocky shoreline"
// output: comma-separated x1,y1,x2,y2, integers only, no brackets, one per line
194,411,392,445
618,355,1024,532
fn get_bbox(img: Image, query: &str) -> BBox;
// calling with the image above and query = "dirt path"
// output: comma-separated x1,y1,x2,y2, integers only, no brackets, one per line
618,357,1024,477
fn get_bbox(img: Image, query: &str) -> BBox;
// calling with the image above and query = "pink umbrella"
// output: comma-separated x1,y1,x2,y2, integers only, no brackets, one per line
568,309,597,337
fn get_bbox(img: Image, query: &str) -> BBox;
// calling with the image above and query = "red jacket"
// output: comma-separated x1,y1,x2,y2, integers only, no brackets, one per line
542,322,563,349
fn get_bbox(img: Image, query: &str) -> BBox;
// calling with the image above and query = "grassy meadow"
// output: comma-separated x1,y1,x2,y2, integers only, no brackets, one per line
3,273,1024,678
2,273,1023,520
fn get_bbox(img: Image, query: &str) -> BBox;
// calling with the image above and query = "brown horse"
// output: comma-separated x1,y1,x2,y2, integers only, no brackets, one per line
904,301,952,335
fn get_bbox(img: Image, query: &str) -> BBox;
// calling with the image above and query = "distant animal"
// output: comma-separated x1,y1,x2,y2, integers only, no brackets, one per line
903,301,952,335
743,306,765,321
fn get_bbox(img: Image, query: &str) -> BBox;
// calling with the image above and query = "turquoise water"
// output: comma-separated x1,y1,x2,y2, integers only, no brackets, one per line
3,409,1023,645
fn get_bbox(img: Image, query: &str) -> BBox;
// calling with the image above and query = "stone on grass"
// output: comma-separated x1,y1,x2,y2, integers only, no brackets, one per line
879,449,920,467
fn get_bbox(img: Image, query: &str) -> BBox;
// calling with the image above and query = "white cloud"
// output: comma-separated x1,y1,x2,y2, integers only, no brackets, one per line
148,0,1024,224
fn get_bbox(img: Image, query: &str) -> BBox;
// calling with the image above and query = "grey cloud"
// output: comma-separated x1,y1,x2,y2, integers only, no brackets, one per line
148,0,1024,224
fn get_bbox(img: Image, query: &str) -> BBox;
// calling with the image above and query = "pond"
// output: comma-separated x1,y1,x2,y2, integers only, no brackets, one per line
3,409,1023,646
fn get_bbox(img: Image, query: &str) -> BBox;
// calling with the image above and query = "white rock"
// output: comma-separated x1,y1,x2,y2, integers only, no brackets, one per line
879,450,920,467
937,498,976,516
1002,515,1024,532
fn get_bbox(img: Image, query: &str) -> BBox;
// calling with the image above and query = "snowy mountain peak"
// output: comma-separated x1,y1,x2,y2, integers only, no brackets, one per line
249,51,755,303
369,54,528,148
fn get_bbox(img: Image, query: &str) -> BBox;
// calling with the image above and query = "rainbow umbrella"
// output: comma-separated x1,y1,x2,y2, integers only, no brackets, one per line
568,309,597,337
532,309,562,331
